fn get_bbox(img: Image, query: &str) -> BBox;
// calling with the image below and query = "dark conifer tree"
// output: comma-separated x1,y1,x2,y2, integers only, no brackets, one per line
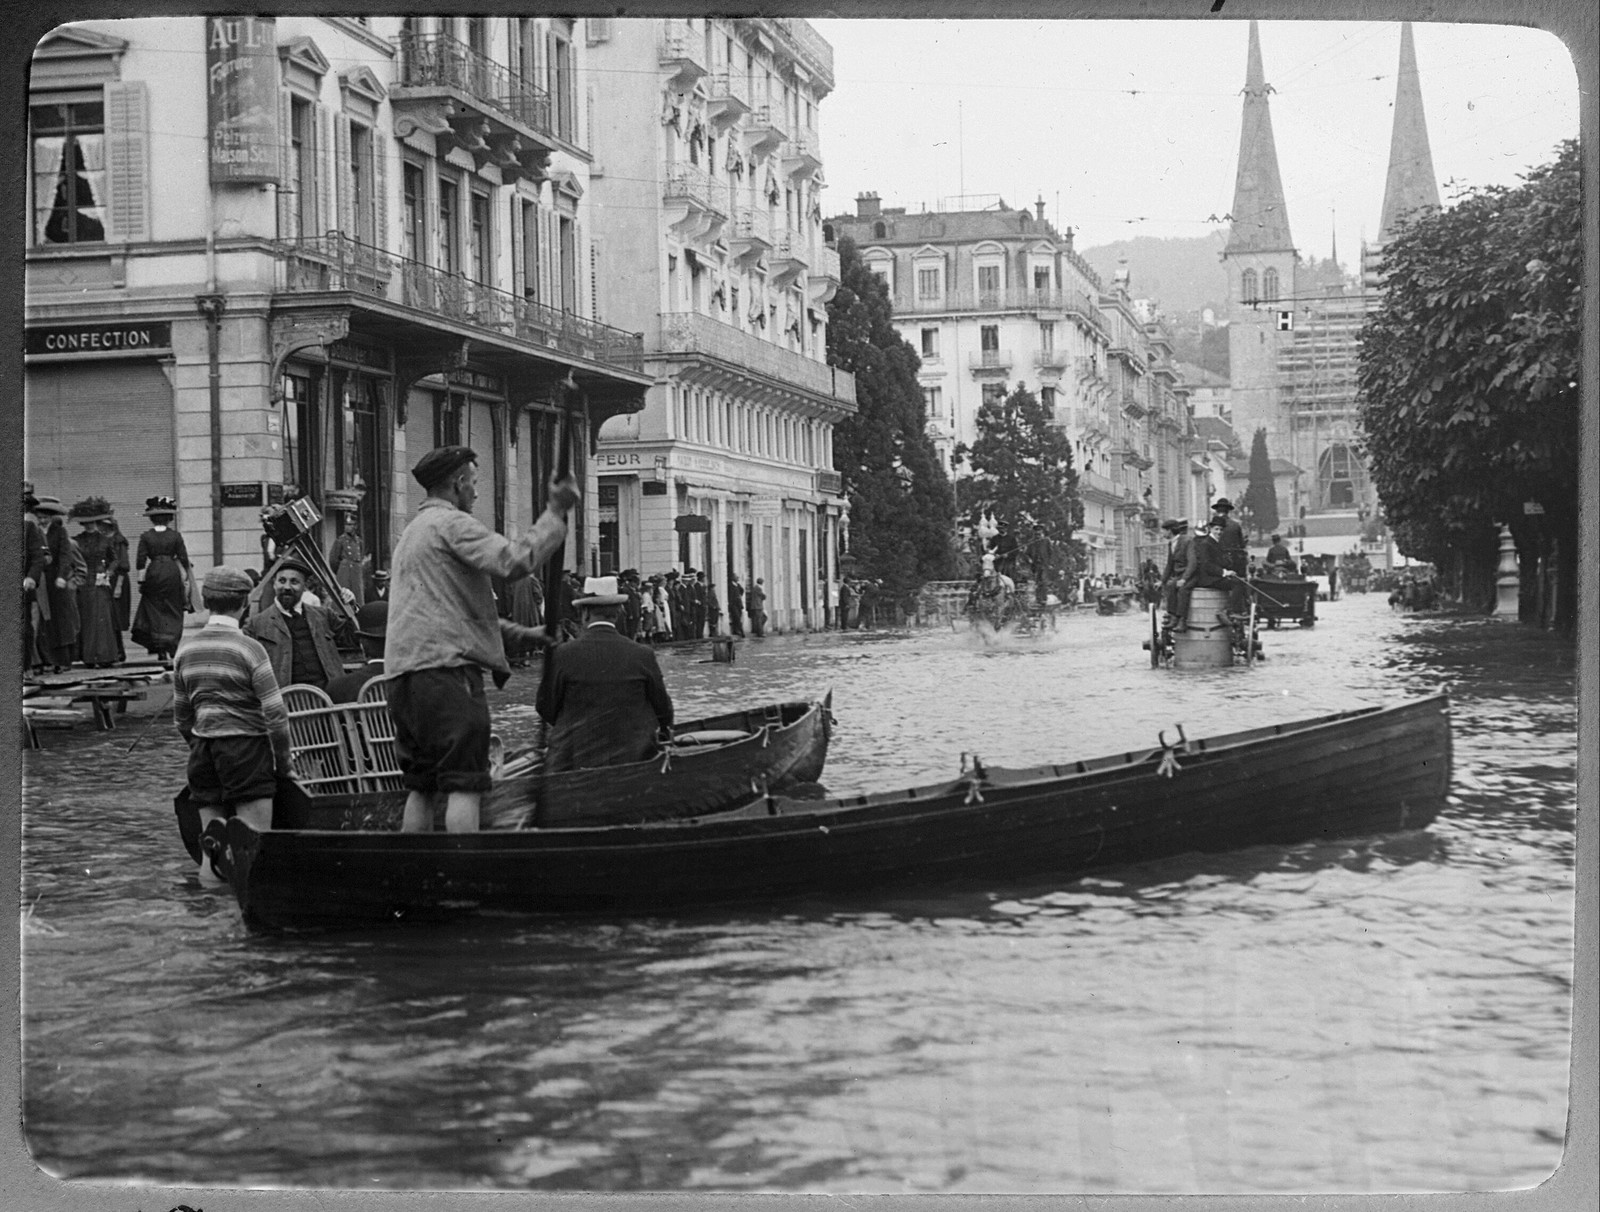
825,237,957,597
1242,427,1280,538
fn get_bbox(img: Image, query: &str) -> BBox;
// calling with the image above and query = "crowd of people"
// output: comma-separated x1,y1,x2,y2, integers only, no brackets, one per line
22,486,196,676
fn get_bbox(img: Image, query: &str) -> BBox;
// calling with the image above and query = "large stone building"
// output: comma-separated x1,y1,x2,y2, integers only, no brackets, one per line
1221,20,1440,555
585,17,853,631
25,16,652,604
824,198,1197,577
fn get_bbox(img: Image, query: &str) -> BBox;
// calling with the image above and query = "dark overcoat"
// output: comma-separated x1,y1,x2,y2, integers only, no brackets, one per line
536,624,674,773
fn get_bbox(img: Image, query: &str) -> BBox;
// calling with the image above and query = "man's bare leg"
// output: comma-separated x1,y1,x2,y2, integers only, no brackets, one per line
444,791,482,833
401,790,436,832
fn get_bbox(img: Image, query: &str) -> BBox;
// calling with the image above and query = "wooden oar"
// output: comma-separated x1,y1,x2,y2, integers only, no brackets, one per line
530,375,578,829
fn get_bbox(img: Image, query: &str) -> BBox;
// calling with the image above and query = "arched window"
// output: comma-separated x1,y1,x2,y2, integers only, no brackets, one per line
1317,443,1364,509
1263,268,1279,302
1240,269,1258,304
873,220,886,239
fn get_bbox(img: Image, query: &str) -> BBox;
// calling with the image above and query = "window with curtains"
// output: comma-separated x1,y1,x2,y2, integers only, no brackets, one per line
519,197,541,301
550,22,576,143
470,189,491,283
30,98,105,244
288,97,317,239
438,177,459,274
558,214,577,312
401,162,425,261
349,122,374,245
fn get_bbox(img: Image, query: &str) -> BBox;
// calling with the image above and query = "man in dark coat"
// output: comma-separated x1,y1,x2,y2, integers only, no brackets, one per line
1209,498,1250,613
1173,517,1235,632
668,570,692,639
22,490,48,674
1158,518,1192,624
536,576,674,773
747,577,767,637
1264,533,1297,577
326,601,389,703
726,573,745,637
243,553,353,690
687,567,707,638
700,570,721,635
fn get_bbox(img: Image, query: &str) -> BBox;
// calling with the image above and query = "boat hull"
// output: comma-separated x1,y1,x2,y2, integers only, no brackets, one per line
223,696,1451,932
176,698,831,863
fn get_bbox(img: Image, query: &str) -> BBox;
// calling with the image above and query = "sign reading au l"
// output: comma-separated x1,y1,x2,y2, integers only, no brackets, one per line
207,16,280,184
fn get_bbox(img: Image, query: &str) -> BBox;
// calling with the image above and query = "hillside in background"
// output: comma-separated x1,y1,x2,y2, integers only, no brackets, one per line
1080,232,1230,317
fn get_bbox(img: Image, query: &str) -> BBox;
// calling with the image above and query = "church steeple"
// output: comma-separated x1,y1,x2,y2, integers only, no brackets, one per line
1225,21,1295,255
1376,22,1441,243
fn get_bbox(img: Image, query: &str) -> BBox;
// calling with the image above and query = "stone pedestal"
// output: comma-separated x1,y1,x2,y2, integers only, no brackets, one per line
1494,524,1520,617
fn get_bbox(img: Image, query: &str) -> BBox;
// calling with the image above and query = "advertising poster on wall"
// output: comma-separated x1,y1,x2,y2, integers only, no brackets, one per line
206,14,279,183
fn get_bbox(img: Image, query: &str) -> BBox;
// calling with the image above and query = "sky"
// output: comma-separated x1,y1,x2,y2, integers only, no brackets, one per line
809,18,1581,268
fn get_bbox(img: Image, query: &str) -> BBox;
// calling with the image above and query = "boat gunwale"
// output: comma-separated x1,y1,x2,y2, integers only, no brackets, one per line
254,695,1450,847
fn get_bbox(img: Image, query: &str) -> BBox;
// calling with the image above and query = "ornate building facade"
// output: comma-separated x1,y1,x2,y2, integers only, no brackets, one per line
586,17,853,631
25,16,650,599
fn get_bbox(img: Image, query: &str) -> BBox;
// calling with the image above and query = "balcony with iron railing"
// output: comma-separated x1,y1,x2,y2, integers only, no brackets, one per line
1108,343,1148,375
1034,347,1072,372
1078,468,1123,500
728,207,774,265
393,31,559,174
808,242,841,305
275,234,644,374
658,310,856,410
705,72,750,132
899,285,1108,333
769,18,835,88
968,349,1014,375
663,161,730,243
782,134,822,180
744,104,788,158
658,18,709,91
1121,391,1148,419
768,229,810,287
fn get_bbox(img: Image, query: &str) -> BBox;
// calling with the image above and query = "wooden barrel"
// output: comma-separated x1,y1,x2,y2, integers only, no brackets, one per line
711,636,736,664
1172,587,1233,668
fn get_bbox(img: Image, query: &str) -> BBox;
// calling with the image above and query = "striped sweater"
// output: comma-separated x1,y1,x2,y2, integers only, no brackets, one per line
173,616,290,757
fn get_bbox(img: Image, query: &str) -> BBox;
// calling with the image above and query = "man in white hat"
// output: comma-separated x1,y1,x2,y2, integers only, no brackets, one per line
535,575,674,774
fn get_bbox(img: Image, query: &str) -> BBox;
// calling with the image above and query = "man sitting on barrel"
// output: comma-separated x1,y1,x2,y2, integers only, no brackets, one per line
1172,517,1236,634
1158,518,1192,630
536,576,674,773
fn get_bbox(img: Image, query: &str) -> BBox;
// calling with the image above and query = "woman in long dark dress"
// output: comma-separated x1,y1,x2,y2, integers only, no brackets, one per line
70,497,121,667
34,496,80,671
107,513,131,662
131,495,191,664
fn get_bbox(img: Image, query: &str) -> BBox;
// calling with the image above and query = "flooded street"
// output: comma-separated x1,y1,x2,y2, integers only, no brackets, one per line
20,592,1576,1193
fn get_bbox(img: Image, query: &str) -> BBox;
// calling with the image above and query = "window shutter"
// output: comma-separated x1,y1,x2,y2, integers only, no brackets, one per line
543,206,556,306
575,220,588,318
335,113,354,238
103,81,150,242
277,90,293,237
373,134,388,252
509,196,522,297
316,104,333,237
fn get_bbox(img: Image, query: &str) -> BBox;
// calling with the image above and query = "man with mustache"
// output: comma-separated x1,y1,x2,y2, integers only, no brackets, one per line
243,553,352,691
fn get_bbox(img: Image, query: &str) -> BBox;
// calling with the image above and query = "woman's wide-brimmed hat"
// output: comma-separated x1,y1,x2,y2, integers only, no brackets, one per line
70,495,115,524
573,575,628,607
33,495,67,516
144,494,178,517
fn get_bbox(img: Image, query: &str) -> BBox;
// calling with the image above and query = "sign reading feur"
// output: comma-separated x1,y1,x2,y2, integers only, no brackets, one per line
207,16,280,184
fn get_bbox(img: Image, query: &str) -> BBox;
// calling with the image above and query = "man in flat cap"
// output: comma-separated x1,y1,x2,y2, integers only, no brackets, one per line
173,566,292,881
244,551,352,691
387,445,579,832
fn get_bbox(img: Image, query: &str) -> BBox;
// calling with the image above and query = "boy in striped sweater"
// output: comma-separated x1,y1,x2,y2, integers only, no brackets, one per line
174,566,291,882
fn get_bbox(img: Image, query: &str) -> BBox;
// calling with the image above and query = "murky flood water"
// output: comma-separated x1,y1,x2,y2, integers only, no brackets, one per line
21,593,1576,1193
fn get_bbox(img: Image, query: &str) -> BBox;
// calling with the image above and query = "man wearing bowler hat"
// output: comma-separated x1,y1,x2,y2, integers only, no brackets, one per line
387,445,579,832
1209,497,1250,614
326,600,389,704
536,575,674,774
244,551,352,690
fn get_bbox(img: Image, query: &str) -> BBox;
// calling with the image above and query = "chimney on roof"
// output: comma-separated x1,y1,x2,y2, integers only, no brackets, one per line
1036,196,1046,222
1063,226,1075,253
856,192,881,218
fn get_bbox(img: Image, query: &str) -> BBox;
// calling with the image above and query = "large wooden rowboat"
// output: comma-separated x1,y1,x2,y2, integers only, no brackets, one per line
214,695,1450,933
176,696,832,862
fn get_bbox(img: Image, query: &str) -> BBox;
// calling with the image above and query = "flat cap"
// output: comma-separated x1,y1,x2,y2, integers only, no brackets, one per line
202,566,254,595
413,445,478,490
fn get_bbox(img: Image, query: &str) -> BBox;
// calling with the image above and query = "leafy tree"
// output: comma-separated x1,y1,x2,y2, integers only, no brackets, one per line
825,237,957,598
1241,427,1280,537
1358,140,1579,629
954,381,1084,561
